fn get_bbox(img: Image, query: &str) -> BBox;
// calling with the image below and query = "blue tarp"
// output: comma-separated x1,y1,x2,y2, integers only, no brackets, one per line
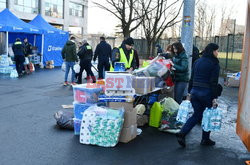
29,15,69,66
0,8,41,34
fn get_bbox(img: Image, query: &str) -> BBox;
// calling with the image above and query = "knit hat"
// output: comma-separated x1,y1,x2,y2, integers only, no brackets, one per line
82,39,87,44
124,37,134,46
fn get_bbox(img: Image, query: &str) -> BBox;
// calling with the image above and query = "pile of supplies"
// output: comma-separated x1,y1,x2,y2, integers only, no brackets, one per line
46,60,54,69
225,72,241,87
0,54,18,78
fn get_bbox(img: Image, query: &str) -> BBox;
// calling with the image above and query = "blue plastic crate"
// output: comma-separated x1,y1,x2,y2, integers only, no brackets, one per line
73,102,92,120
73,118,81,135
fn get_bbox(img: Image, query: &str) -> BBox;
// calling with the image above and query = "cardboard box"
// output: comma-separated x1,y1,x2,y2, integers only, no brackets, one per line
108,102,136,127
45,65,54,69
119,124,137,143
46,60,54,65
132,77,155,94
226,77,240,87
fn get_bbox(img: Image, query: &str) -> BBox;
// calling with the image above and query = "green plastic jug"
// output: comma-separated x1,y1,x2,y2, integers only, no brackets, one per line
149,102,163,128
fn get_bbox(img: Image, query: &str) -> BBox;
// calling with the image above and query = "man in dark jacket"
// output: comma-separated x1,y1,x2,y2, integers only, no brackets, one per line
77,40,96,84
111,37,137,72
61,36,78,86
24,38,32,56
12,38,25,76
94,37,112,79
23,38,32,74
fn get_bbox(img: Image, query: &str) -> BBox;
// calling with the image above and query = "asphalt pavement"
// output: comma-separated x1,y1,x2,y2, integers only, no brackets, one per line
0,68,249,165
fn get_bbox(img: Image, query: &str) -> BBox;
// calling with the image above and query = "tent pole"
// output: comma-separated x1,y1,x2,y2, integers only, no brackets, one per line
6,31,8,55
34,35,36,46
41,34,44,68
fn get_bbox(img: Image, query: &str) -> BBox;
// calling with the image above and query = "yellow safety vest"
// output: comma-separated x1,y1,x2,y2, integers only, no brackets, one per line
119,48,134,69
86,45,92,50
110,48,134,71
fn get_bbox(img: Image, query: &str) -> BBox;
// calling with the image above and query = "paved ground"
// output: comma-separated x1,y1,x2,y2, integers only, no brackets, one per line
0,68,249,165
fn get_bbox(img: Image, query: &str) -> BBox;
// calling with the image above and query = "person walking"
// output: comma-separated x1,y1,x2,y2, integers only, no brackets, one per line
77,40,96,84
171,42,189,104
111,37,137,72
12,38,25,77
61,36,78,86
176,43,221,147
93,37,112,79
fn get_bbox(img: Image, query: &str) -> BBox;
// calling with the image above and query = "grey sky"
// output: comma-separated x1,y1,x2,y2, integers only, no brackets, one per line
88,0,247,35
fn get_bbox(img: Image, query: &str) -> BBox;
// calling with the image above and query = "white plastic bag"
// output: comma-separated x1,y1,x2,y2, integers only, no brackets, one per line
61,62,66,72
10,69,18,78
73,63,80,73
8,57,13,65
24,57,29,65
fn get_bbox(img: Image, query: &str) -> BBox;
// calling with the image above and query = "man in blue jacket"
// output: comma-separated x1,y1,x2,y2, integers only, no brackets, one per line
93,37,112,79
12,38,25,76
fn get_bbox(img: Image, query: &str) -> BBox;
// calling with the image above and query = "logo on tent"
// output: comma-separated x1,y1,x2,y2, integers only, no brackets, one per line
13,26,23,30
48,45,62,52
30,28,39,32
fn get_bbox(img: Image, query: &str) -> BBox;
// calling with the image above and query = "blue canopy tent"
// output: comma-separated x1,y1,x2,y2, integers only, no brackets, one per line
0,8,42,56
29,15,69,66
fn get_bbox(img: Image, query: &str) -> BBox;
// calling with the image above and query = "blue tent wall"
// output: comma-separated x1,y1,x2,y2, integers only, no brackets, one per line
29,15,69,66
8,33,42,53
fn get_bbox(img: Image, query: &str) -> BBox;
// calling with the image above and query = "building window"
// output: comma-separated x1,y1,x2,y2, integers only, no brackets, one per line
14,0,38,14
69,2,83,17
45,0,63,19
0,0,6,9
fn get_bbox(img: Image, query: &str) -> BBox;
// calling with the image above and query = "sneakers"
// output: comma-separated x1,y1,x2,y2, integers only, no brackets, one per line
176,132,186,148
71,82,77,86
200,139,216,146
63,81,69,86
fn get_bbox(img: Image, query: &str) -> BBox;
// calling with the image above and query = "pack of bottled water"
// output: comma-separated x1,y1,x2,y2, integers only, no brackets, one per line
176,100,194,124
202,107,222,132
10,69,18,78
0,55,9,67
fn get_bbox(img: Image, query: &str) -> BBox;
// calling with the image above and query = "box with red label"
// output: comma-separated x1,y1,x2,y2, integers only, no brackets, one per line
73,83,103,104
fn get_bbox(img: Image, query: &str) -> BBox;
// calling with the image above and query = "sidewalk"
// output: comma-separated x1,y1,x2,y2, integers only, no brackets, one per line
0,68,249,165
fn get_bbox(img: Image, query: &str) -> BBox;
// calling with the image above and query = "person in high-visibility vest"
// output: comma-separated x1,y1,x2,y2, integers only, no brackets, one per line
77,40,96,84
111,37,136,72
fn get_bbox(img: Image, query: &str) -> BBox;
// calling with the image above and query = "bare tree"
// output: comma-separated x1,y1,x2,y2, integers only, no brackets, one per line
194,0,216,48
93,0,147,38
137,0,183,57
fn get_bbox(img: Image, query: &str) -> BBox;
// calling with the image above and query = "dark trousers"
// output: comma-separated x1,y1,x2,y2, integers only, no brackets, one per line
180,87,213,140
98,61,110,79
14,55,25,74
174,82,188,104
78,60,96,84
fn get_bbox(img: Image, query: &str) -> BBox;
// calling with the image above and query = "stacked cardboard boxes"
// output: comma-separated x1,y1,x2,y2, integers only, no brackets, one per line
132,77,155,94
46,60,54,69
108,102,137,143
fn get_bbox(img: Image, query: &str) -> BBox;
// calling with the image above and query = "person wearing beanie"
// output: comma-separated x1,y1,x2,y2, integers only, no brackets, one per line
12,38,25,76
176,43,221,148
77,39,96,84
111,37,137,71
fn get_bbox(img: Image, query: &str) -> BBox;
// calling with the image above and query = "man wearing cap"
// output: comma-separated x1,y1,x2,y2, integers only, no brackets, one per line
77,40,96,84
111,37,137,72
12,38,25,76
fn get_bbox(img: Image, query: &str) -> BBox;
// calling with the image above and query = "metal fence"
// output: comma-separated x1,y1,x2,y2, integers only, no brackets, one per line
133,34,244,72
